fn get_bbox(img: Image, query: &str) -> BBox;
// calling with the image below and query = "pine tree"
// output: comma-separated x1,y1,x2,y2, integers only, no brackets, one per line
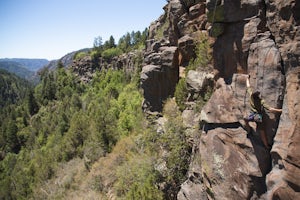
26,90,39,116
5,120,20,153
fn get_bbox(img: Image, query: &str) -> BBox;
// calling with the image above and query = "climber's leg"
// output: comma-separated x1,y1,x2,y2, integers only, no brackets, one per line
242,112,255,133
259,129,270,150
245,112,255,121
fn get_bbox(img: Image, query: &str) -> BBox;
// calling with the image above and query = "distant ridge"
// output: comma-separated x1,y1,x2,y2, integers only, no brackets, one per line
43,48,90,70
0,59,47,83
0,58,49,72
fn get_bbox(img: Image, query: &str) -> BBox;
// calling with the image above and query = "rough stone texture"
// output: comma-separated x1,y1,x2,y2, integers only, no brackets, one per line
142,0,209,112
264,1,300,198
207,0,262,23
199,125,269,200
266,69,300,199
186,70,214,93
141,46,179,112
70,51,143,83
142,0,299,198
247,32,285,143
178,35,196,66
200,74,248,124
209,0,267,78
266,0,300,73
70,55,96,83
104,50,144,77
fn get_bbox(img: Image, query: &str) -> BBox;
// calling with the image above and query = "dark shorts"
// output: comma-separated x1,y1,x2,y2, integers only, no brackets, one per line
246,112,262,123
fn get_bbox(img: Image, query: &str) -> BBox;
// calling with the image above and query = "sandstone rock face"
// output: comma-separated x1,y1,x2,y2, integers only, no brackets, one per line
200,74,248,124
178,35,196,66
70,55,96,83
141,46,179,112
186,70,214,93
247,32,285,142
196,74,273,199
141,0,209,112
141,0,300,199
142,0,299,198
266,0,300,72
266,69,300,199
265,1,300,198
70,51,143,83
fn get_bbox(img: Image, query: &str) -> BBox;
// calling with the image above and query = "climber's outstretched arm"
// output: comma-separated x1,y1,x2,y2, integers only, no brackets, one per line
269,107,282,113
246,75,250,88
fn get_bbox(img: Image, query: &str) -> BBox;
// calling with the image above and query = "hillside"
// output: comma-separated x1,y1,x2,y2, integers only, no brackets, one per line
0,69,32,108
0,0,299,200
0,58,49,83
0,58,49,72
0,60,38,81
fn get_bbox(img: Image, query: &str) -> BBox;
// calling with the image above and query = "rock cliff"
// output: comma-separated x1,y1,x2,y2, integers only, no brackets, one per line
140,0,299,199
70,50,143,83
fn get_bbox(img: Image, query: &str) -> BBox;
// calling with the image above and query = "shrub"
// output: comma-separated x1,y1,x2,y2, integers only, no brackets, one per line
186,32,212,72
74,51,87,60
162,99,191,186
101,47,123,60
116,83,143,136
174,78,188,111
115,155,163,200
154,19,169,40
90,49,101,61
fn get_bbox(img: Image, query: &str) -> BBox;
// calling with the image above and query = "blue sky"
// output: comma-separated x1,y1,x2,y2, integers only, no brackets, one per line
0,0,166,60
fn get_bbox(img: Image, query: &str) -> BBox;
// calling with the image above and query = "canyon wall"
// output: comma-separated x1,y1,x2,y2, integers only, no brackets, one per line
140,0,300,199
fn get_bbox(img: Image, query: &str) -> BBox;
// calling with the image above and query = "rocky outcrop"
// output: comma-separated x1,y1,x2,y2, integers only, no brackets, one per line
258,1,300,199
178,0,299,198
196,74,273,199
267,69,300,199
141,46,179,111
70,55,96,83
109,50,143,75
70,50,143,83
141,0,208,112
142,0,300,199
186,70,214,93
266,0,300,187
44,49,90,71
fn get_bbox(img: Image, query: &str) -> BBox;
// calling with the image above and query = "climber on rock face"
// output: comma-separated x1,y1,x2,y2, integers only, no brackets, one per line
244,75,282,150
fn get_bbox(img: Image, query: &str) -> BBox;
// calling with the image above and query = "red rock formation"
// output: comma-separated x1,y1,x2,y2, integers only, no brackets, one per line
140,0,299,198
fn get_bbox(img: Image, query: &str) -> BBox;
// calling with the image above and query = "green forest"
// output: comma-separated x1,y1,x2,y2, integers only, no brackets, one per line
0,31,192,200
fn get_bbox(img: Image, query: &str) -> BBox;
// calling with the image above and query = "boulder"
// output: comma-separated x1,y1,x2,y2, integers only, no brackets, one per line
180,0,205,10
189,3,206,19
178,35,196,65
141,46,179,112
199,125,269,199
200,74,248,124
186,70,214,93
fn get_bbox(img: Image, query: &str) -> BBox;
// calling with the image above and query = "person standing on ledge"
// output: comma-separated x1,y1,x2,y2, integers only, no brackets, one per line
244,75,282,150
